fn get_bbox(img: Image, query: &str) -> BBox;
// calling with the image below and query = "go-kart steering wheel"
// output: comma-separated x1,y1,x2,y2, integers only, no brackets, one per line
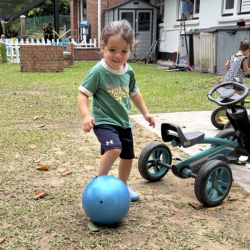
208,81,249,106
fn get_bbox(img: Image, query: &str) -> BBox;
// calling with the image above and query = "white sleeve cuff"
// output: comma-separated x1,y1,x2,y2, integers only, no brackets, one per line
131,88,139,97
78,86,93,97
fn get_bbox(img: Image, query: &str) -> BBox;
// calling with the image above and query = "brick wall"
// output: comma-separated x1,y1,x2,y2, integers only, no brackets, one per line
20,45,64,72
66,43,75,60
74,48,101,61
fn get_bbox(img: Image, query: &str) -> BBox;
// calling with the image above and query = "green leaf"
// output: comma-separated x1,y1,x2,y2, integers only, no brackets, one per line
88,221,99,232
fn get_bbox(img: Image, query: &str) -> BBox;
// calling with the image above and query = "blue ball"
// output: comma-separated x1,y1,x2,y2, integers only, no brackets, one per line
82,176,131,225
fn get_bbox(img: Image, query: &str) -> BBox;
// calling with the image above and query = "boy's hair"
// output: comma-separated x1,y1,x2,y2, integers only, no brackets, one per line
100,20,137,52
239,39,250,51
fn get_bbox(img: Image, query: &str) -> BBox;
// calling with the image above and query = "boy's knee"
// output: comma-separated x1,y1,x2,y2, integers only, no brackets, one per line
110,148,122,156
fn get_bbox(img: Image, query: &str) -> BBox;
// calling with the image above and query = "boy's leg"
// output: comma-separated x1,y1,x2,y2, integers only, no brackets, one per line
93,125,122,177
98,148,121,176
118,159,132,184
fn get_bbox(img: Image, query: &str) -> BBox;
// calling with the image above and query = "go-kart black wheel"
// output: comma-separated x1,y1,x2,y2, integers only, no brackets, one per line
211,106,227,130
224,116,250,130
194,160,232,207
223,121,232,130
138,142,172,182
214,128,237,141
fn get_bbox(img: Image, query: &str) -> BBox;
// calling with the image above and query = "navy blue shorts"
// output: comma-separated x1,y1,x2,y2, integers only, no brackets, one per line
93,124,135,160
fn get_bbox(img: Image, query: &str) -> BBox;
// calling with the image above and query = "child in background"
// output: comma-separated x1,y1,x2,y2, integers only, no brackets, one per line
225,39,250,83
78,20,155,201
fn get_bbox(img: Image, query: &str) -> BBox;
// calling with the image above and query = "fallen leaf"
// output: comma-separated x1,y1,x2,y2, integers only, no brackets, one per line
134,156,139,159
207,207,216,211
88,221,99,232
188,202,200,210
62,170,73,176
85,140,89,143
36,164,50,170
152,137,158,141
207,206,223,211
227,196,238,202
70,160,77,163
0,237,5,244
34,190,48,199
199,148,204,151
38,124,45,128
170,205,180,212
232,183,240,187
191,215,206,220
30,144,37,149
41,117,45,120
177,222,183,226
33,116,39,120
51,185,62,188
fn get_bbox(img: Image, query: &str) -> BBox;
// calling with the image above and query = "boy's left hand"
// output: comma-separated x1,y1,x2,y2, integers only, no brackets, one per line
144,113,155,128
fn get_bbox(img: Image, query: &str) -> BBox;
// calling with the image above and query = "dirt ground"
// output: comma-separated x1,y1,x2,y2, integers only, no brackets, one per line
1,118,250,250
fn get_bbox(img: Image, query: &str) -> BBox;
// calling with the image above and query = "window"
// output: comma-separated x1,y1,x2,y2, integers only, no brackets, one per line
138,12,150,31
178,0,200,20
121,12,134,29
241,0,250,13
222,0,235,14
157,0,165,21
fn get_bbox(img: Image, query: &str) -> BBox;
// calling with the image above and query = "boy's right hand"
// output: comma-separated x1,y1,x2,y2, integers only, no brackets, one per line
83,114,95,132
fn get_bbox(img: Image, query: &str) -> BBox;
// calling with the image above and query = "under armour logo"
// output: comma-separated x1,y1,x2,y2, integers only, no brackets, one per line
106,140,113,145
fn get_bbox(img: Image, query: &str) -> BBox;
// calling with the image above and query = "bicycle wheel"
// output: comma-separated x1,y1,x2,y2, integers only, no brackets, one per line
211,106,228,130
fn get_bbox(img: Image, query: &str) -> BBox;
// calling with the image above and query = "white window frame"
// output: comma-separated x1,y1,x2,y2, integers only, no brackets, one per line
222,0,236,14
178,0,200,20
157,0,165,22
240,0,250,13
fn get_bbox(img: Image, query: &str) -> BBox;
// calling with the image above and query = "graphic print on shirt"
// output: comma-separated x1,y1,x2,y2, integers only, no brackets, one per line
107,85,130,106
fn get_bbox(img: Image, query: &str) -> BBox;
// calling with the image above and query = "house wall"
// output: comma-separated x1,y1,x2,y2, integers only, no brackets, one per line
159,0,250,59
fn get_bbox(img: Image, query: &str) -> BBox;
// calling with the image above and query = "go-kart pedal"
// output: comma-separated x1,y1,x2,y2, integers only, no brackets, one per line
161,123,205,148
225,155,238,162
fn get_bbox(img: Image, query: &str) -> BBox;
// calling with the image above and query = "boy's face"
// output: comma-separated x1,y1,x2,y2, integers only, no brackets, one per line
100,35,131,70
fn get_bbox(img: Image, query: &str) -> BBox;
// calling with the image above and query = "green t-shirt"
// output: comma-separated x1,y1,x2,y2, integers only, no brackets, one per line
79,59,139,128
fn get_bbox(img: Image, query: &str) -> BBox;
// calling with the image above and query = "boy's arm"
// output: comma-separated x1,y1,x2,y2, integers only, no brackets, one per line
242,58,250,74
131,93,155,128
78,92,95,132
225,60,230,71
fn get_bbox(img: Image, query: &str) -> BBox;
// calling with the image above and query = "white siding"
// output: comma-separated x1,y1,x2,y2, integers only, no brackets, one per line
159,0,250,55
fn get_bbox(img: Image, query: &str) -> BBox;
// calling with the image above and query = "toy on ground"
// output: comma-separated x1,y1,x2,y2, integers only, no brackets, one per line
82,175,131,225
138,81,250,207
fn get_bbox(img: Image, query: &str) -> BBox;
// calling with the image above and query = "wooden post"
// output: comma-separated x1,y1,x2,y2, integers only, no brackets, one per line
20,15,26,38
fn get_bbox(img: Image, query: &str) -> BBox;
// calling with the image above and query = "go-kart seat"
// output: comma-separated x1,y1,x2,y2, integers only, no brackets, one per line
161,123,205,148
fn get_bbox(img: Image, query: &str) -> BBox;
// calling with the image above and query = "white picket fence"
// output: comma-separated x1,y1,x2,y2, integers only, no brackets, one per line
0,37,97,64
71,38,97,48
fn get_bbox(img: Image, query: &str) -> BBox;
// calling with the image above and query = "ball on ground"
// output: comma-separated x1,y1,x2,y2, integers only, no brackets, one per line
82,175,131,225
